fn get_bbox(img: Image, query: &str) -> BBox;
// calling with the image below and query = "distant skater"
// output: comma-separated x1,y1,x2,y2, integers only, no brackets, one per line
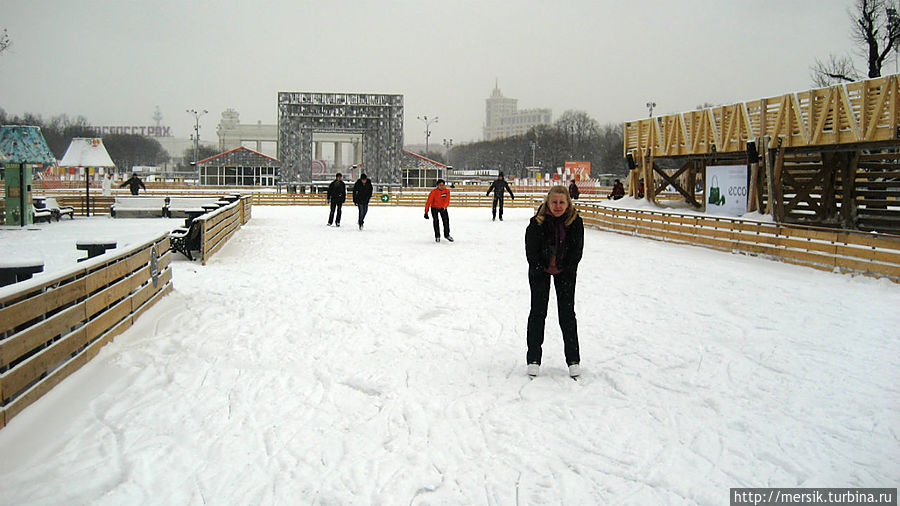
327,172,346,227
120,173,146,196
101,173,113,197
352,173,373,230
525,185,584,378
568,180,580,200
486,171,514,221
424,179,453,242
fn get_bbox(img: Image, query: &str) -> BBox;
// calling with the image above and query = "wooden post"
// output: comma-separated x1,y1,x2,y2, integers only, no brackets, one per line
644,149,654,203
840,151,860,228
820,152,838,222
686,160,697,204
765,137,777,217
773,142,786,222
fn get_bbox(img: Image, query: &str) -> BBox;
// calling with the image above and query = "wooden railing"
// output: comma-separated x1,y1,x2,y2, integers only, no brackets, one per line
197,196,252,265
0,233,173,429
578,204,900,281
625,75,900,157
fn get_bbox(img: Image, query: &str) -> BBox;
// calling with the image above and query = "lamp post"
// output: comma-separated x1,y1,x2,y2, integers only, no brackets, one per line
530,140,537,167
417,115,438,156
646,101,656,118
442,138,453,166
186,108,208,181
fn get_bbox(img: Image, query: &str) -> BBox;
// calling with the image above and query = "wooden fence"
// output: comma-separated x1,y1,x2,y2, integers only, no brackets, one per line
0,233,173,429
578,203,900,281
197,196,252,265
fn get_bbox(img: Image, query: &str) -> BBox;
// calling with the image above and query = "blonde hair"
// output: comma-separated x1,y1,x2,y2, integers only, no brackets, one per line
535,185,578,226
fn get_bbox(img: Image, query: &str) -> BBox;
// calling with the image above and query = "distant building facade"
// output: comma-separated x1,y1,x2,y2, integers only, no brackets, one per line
483,82,551,141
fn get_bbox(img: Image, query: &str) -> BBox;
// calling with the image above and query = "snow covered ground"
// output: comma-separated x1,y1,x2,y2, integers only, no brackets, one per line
0,205,898,505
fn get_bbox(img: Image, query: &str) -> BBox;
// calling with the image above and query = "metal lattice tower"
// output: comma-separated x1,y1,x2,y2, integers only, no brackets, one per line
278,92,404,184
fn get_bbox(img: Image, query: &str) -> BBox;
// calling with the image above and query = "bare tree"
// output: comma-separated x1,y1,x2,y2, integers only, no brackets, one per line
0,28,10,54
812,0,900,86
811,54,861,87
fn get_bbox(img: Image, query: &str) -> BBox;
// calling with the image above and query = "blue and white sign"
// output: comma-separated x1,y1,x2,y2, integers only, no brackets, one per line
705,164,748,217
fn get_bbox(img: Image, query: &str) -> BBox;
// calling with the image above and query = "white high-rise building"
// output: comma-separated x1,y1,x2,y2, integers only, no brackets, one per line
483,82,551,141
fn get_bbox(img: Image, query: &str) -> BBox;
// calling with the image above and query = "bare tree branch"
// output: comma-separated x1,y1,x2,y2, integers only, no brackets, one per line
0,29,11,54
811,54,860,87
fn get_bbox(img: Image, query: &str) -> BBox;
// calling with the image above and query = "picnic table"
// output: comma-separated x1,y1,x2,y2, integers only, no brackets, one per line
76,239,117,262
0,260,44,287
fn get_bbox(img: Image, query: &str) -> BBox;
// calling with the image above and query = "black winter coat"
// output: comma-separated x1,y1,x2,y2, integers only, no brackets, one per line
525,213,584,274
353,179,373,205
486,178,514,199
327,180,346,203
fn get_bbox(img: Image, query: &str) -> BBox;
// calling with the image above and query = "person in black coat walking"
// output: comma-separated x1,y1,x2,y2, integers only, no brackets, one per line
486,171,515,221
120,173,146,195
352,173,374,230
327,172,346,226
524,185,584,378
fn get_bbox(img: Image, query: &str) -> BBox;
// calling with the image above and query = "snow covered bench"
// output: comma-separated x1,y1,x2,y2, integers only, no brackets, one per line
43,197,75,220
110,196,168,218
166,197,222,218
32,207,52,223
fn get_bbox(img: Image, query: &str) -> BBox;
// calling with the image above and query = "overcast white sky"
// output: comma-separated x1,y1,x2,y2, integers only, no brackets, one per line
0,0,867,147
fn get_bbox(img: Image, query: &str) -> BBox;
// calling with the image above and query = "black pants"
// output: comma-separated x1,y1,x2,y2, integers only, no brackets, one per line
357,202,369,226
491,195,505,219
328,201,343,225
526,269,579,366
430,207,450,238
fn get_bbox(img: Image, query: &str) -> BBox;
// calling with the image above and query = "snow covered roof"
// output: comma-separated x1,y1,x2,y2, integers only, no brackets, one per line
0,125,57,165
58,137,115,168
196,146,280,166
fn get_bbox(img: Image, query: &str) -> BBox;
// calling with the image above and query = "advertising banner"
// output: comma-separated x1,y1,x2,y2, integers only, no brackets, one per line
564,161,591,180
705,164,748,217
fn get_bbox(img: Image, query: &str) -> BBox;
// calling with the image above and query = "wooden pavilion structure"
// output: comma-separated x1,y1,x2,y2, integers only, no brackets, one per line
623,75,900,233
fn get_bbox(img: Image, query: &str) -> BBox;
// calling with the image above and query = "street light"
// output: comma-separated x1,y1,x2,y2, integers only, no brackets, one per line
530,140,537,167
186,108,208,181
442,138,453,166
417,115,438,155
646,101,656,118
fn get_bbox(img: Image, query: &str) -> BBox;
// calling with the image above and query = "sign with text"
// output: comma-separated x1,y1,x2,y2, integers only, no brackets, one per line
705,164,748,217
90,126,173,137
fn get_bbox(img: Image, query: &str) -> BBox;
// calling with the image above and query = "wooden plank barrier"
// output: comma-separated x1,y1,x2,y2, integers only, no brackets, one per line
0,233,174,429
198,196,253,265
578,203,900,281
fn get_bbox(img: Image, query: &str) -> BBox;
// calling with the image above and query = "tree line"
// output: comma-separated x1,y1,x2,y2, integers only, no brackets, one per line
0,109,200,171
429,111,628,179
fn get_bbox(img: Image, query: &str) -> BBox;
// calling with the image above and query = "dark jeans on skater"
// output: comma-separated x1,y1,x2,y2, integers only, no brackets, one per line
526,269,579,366
357,202,369,226
328,201,343,225
430,207,450,238
492,195,505,220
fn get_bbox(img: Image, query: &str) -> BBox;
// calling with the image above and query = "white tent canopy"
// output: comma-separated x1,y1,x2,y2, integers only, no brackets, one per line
58,137,115,168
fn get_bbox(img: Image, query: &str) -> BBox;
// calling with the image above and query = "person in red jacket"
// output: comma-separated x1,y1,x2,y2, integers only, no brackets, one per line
424,179,454,242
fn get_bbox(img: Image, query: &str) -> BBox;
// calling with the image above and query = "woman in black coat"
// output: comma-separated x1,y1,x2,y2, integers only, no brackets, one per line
524,185,584,378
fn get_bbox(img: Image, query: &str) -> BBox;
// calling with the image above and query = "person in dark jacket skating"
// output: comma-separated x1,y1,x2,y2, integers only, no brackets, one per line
352,173,374,230
524,185,584,378
120,173,146,195
327,172,346,226
486,171,515,221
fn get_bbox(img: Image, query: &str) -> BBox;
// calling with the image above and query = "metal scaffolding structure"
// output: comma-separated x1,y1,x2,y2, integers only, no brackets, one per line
277,92,404,184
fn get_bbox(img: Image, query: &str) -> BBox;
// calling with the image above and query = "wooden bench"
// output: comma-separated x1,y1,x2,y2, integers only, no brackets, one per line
32,207,52,223
43,197,75,220
169,220,202,261
76,239,117,261
110,196,168,218
166,197,222,218
0,260,44,287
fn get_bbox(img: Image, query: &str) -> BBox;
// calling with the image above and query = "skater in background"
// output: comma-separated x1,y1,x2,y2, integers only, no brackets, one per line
568,179,580,200
352,173,373,230
120,173,146,195
608,179,625,200
524,185,584,378
327,172,346,227
101,173,113,197
424,179,453,242
486,171,514,221
637,178,645,199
